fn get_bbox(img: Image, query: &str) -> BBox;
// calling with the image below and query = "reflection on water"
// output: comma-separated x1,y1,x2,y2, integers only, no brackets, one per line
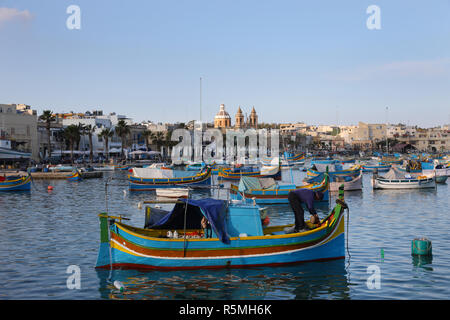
412,255,433,269
0,170,449,299
96,259,350,300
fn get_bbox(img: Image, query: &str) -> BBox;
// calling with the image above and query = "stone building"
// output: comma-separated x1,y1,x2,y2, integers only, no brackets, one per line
0,104,39,161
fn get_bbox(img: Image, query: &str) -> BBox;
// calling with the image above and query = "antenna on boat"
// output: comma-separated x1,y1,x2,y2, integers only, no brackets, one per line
104,176,113,214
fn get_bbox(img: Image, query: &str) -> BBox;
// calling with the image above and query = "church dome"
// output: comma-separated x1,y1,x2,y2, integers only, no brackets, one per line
214,104,231,120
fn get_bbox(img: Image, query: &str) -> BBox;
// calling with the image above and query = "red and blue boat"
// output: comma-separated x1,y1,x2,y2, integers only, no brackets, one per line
67,170,82,181
95,186,347,270
0,174,32,191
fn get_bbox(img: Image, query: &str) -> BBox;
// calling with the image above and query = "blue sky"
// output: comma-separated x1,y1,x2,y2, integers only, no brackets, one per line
1,0,449,127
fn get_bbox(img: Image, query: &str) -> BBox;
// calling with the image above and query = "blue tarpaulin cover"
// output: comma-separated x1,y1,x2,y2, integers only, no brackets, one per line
149,198,230,244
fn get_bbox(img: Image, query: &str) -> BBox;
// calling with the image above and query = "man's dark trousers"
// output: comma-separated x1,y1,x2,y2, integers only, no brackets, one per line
288,191,305,230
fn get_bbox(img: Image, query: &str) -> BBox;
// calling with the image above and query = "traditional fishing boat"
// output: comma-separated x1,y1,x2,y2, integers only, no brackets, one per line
93,165,115,171
218,165,281,181
155,188,190,198
185,162,206,171
0,174,32,191
306,164,361,180
284,152,306,162
329,172,362,192
95,186,347,270
379,156,403,165
49,165,75,172
129,166,212,190
115,164,131,171
361,163,391,173
371,168,435,189
230,172,329,204
421,162,449,184
67,170,82,181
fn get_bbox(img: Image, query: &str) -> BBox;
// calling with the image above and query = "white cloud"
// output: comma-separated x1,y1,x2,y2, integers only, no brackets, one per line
0,7,33,26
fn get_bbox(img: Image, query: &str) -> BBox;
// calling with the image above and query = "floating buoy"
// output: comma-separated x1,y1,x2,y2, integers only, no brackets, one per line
412,237,432,256
113,280,125,292
123,190,127,196
137,201,143,209
47,186,54,191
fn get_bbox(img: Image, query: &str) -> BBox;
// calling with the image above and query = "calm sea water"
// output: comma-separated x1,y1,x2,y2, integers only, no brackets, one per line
0,168,449,300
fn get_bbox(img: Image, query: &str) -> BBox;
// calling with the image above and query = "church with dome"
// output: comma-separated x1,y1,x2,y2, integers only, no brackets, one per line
213,104,258,130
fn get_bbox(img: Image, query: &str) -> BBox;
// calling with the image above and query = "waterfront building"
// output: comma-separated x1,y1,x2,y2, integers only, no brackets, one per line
0,104,39,161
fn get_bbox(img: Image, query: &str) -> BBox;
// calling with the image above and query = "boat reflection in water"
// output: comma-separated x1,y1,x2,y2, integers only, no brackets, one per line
96,258,349,300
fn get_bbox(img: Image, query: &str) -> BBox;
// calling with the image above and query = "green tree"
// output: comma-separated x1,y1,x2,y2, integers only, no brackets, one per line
142,130,152,151
98,128,114,161
84,124,96,164
115,120,131,160
39,110,55,160
63,125,81,165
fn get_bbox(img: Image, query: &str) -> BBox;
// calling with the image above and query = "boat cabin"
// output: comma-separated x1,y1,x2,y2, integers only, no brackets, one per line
144,198,265,243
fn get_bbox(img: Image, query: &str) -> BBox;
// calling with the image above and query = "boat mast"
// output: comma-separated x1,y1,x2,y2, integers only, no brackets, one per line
385,106,389,153
200,77,202,122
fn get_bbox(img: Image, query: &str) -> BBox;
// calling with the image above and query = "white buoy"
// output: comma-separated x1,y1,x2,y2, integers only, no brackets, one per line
137,201,142,209
123,190,127,196
114,280,125,292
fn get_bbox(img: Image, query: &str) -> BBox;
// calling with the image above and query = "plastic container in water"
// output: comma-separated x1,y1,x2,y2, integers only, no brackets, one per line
113,280,125,292
412,237,432,256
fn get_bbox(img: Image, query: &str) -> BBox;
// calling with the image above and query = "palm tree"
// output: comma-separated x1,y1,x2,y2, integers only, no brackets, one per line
115,120,131,160
98,128,114,162
63,125,81,165
84,124,96,164
39,110,55,160
142,130,152,151
149,131,165,152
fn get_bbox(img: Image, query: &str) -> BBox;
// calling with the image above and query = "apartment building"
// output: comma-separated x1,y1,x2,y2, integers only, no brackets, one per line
0,104,39,160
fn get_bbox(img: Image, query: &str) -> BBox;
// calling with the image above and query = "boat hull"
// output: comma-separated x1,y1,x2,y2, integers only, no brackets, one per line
330,173,362,191
95,213,345,270
128,168,212,190
371,177,436,189
0,175,32,191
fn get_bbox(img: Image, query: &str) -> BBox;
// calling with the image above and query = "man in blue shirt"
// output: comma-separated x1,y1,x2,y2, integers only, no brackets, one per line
285,189,324,233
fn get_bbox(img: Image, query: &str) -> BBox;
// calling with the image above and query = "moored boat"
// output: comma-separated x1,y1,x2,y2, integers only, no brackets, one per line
371,168,435,189
67,170,82,181
0,174,32,191
129,166,212,190
361,163,391,173
218,165,281,181
230,172,329,205
155,188,190,198
115,164,131,170
306,164,361,180
95,186,347,270
329,172,362,192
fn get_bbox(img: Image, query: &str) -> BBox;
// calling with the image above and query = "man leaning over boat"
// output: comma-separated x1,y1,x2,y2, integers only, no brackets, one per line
285,189,324,234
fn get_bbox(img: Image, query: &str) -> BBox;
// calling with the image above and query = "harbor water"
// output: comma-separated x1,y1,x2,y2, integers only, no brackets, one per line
0,169,449,299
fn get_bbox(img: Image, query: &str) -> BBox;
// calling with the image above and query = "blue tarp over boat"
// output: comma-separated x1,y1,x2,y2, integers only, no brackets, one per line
147,198,230,244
